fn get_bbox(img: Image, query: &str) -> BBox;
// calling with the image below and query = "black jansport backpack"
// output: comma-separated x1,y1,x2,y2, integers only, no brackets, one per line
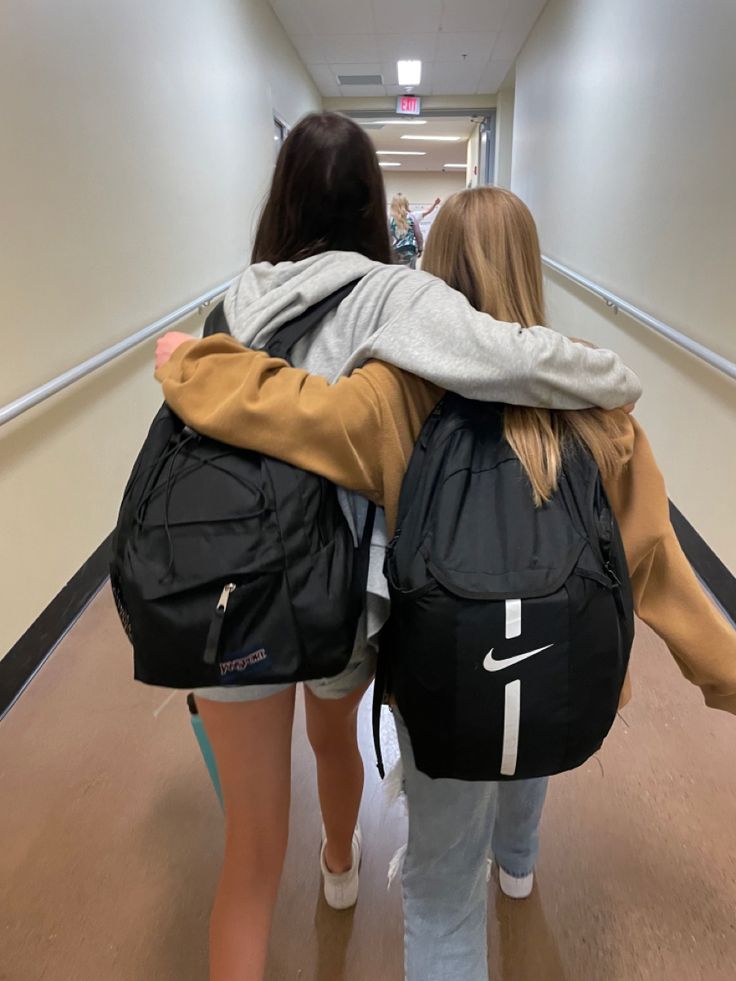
377,394,634,781
110,278,374,689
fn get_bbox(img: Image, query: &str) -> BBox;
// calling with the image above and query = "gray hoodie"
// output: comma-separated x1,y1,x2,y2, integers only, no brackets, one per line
222,251,642,647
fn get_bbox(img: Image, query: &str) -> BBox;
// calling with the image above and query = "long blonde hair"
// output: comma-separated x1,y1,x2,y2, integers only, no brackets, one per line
422,187,627,505
390,194,411,236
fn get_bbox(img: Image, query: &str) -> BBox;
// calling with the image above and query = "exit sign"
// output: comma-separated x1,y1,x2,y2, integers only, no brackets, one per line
397,95,421,116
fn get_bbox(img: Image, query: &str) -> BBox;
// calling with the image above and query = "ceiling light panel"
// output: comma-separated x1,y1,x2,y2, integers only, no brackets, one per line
401,135,464,142
376,151,427,156
397,60,422,86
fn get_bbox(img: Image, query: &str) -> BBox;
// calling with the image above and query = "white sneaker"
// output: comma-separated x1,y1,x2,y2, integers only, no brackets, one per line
320,825,362,910
498,865,535,900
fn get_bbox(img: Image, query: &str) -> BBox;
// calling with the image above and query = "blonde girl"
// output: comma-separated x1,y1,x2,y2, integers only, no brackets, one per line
389,193,424,265
155,188,735,981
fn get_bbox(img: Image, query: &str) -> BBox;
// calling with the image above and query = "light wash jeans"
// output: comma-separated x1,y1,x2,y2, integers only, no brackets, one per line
394,713,549,981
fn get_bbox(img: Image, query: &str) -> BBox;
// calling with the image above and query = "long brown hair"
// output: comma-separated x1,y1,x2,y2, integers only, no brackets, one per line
252,112,392,265
422,187,627,505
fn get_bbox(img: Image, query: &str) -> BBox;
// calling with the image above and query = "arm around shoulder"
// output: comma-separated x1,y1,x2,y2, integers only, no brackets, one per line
371,276,643,411
156,337,440,523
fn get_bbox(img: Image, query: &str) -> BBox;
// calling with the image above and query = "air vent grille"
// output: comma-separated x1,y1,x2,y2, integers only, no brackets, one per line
337,74,384,86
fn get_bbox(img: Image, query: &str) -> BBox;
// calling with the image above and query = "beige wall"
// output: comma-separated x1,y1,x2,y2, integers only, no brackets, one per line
0,0,320,656
382,171,467,206
512,0,736,571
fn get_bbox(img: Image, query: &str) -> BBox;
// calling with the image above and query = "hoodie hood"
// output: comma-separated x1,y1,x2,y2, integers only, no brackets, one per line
223,251,383,350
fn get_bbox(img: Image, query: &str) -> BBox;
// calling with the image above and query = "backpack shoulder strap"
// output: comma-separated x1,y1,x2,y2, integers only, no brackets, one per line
266,277,364,361
202,301,230,338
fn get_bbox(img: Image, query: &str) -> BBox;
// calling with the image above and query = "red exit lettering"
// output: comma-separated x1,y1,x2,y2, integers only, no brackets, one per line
397,95,421,116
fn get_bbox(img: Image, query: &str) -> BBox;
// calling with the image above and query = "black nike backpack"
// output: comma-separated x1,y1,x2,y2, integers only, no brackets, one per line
110,278,374,689
377,394,634,781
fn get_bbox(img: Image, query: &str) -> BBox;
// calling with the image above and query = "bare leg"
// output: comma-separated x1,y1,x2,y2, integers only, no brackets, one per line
198,688,296,981
304,682,370,873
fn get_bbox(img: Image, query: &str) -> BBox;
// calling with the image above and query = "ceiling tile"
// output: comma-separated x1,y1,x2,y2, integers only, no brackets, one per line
307,0,376,36
375,32,439,62
337,83,388,97
434,31,498,62
431,60,485,95
266,0,545,101
321,35,380,63
502,0,548,33
492,0,547,59
329,62,384,79
306,64,341,96
492,26,534,61
381,62,399,87
371,0,443,36
291,35,327,65
269,0,315,36
476,58,515,94
440,0,511,33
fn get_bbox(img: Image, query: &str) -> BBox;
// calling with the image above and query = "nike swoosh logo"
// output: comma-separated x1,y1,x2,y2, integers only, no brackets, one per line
483,644,554,673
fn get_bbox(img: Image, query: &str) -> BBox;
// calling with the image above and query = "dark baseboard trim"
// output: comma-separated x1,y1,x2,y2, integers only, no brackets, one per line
0,533,113,721
2,505,735,720
669,503,736,623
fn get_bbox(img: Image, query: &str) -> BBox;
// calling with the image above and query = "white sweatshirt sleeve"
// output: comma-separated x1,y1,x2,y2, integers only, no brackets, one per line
361,275,642,410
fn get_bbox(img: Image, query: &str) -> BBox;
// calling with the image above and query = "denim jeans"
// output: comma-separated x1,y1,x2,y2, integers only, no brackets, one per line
394,713,549,981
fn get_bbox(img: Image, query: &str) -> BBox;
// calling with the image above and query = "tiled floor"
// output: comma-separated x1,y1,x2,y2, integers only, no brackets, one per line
1,585,734,980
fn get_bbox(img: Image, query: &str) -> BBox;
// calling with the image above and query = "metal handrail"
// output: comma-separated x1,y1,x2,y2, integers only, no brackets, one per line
0,279,233,428
4,260,733,429
542,256,736,382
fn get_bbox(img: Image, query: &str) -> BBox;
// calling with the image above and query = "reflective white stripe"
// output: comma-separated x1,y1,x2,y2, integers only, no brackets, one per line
501,680,521,776
505,598,522,639
387,844,407,891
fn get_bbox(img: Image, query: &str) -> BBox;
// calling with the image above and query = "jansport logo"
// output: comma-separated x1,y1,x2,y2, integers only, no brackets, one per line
483,644,554,673
219,648,267,676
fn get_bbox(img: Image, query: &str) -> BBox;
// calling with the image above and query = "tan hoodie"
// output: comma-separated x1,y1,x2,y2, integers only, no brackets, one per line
157,338,736,716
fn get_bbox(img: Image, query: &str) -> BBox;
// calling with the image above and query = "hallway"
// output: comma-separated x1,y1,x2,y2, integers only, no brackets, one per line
2,1,736,978
2,587,734,980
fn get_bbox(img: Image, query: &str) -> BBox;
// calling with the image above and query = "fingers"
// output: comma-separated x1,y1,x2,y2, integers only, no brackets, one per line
155,331,192,370
155,336,172,371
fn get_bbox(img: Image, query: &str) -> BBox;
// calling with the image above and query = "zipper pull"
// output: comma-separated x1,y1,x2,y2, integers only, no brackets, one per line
204,583,236,665
217,583,236,612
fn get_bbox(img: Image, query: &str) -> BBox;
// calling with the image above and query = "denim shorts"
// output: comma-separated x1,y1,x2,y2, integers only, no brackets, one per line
194,645,376,704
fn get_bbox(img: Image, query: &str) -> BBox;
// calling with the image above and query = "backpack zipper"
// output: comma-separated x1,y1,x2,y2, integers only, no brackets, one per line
203,583,236,665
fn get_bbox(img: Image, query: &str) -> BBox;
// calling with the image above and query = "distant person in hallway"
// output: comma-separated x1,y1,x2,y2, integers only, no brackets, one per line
156,186,736,981
389,193,423,267
150,113,641,981
392,193,441,224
